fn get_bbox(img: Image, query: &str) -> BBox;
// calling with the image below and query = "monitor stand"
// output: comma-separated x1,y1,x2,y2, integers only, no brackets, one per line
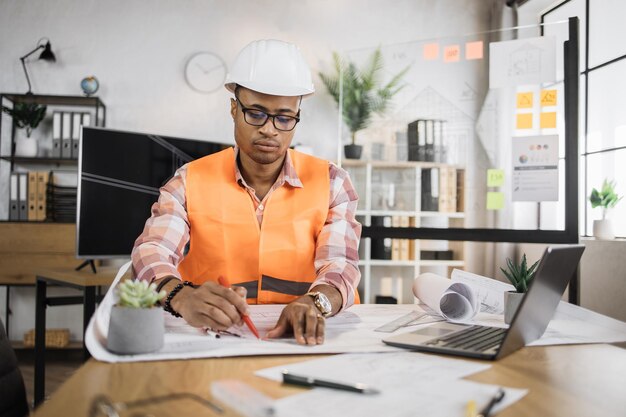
75,259,97,274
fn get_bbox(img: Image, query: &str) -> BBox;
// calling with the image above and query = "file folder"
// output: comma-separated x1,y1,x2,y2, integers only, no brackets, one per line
9,173,19,220
52,112,62,158
28,171,38,220
61,112,72,158
18,172,28,220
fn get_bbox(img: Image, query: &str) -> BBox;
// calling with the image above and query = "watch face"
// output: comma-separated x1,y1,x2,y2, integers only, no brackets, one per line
184,52,227,94
316,293,332,314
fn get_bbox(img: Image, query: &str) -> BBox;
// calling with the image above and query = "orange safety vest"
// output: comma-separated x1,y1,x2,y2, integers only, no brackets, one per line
177,147,329,304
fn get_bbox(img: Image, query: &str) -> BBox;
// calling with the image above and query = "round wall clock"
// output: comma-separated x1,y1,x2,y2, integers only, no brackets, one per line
184,52,227,94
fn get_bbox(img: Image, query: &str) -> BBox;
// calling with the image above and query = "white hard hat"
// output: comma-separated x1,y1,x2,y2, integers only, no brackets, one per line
225,39,315,97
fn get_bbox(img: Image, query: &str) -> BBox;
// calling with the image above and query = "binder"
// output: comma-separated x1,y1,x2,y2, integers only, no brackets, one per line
28,171,38,220
52,112,62,158
421,168,439,211
36,171,50,221
82,112,92,127
433,120,443,162
418,120,427,161
18,173,28,220
425,120,435,162
61,112,72,158
399,216,410,260
407,120,427,162
71,112,82,159
9,173,19,220
391,216,401,261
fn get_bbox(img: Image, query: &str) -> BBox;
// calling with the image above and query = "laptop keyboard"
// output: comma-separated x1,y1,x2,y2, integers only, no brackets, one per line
424,326,507,352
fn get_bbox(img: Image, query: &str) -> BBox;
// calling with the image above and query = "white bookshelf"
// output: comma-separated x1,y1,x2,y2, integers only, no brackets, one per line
342,160,466,304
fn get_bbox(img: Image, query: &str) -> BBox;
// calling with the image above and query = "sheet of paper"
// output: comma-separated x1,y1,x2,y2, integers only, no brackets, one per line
540,89,557,106
487,169,505,187
516,113,533,129
423,43,439,60
516,92,534,108
257,352,526,417
465,40,484,60
412,273,479,322
540,111,557,128
512,134,559,201
451,269,514,315
489,36,556,89
486,191,505,210
444,45,460,63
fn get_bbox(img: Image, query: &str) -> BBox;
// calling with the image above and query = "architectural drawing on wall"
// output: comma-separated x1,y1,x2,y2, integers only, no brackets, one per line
475,91,499,166
489,36,556,89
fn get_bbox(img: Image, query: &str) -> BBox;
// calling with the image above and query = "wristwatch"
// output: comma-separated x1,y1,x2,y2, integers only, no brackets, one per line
305,291,332,317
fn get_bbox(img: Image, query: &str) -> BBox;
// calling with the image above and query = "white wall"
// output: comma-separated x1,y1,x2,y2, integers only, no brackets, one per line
0,0,493,341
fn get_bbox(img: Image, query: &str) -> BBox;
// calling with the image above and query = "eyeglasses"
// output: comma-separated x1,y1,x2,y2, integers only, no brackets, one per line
236,97,300,132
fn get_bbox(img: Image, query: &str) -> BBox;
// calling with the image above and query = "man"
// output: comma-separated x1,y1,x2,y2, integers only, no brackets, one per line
131,39,361,345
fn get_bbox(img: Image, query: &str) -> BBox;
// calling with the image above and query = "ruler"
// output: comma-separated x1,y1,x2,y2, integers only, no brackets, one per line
375,311,429,333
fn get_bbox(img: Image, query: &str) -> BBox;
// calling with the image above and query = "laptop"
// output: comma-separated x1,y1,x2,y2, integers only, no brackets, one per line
383,245,585,360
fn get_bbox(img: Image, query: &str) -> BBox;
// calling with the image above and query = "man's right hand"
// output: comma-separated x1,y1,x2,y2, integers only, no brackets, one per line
157,277,249,330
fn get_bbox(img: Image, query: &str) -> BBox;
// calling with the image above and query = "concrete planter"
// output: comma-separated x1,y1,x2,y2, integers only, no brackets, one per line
593,219,614,240
504,291,525,325
107,306,164,354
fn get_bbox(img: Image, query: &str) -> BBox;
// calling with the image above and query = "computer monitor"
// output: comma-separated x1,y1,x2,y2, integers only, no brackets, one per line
77,126,228,259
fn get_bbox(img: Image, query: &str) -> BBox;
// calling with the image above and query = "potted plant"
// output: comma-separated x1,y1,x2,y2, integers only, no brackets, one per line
107,279,166,354
319,48,408,159
2,102,47,157
589,179,622,240
500,254,539,324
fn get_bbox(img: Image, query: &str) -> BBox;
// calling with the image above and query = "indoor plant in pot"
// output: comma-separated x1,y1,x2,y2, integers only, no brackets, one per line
319,48,408,159
2,102,47,157
500,253,539,324
107,279,166,354
589,179,622,240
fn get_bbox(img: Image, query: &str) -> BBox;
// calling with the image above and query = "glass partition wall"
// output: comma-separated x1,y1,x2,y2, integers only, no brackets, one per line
333,19,579,303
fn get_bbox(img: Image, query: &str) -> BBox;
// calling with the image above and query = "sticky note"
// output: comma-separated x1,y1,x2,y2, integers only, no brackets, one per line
516,92,533,109
516,113,533,129
465,41,483,60
423,43,439,60
487,169,505,187
540,112,557,129
540,89,557,106
443,45,460,63
487,192,505,210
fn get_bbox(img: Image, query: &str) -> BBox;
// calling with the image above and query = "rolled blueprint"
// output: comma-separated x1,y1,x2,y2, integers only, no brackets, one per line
412,273,479,322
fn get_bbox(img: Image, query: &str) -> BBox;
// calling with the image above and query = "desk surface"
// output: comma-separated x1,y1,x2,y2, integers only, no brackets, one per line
32,343,626,417
36,267,120,287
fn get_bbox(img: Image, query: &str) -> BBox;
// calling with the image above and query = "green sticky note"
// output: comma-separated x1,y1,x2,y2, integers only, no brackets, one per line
487,169,505,187
487,192,505,210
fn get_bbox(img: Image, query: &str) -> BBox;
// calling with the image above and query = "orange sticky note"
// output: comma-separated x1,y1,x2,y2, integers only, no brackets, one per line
465,41,483,60
444,45,460,63
517,92,534,109
423,43,439,60
540,112,557,129
540,89,557,106
516,113,533,129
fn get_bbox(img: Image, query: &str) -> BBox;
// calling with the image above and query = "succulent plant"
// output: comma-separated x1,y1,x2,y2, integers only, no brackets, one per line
116,279,166,309
589,179,622,220
500,253,539,293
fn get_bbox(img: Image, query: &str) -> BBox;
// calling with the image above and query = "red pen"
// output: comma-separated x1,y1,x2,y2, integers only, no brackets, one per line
217,276,260,339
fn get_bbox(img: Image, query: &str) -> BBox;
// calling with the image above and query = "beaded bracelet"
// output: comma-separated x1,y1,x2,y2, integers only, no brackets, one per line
163,281,194,318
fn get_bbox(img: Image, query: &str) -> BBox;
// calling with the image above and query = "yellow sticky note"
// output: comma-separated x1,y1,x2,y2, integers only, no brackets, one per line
516,113,533,129
540,89,557,106
487,169,505,187
443,45,460,63
540,112,557,129
465,41,483,60
517,92,533,109
423,43,439,60
487,192,505,210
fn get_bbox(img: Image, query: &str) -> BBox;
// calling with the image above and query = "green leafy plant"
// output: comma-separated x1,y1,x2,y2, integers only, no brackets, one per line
589,179,622,220
1,102,47,138
116,279,166,309
319,48,409,145
500,254,539,293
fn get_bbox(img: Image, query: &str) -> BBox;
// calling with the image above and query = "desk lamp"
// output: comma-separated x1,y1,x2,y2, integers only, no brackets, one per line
20,38,56,94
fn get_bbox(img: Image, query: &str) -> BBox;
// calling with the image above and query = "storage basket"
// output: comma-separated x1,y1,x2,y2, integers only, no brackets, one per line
23,328,70,348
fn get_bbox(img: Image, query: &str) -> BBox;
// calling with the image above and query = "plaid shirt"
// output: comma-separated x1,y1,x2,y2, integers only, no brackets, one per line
131,148,362,309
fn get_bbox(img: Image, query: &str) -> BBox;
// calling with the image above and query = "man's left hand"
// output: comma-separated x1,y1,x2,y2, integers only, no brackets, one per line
265,300,325,345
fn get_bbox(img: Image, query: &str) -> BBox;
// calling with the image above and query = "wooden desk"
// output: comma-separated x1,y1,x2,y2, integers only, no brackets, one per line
31,343,626,417
34,267,119,406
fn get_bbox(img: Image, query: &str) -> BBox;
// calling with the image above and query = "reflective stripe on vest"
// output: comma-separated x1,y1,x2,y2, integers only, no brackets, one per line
177,147,329,304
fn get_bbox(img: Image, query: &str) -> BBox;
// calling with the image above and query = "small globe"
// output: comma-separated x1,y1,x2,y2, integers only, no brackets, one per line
80,76,99,96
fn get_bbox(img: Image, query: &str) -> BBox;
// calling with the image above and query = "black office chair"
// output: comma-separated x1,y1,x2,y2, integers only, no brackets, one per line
0,318,29,417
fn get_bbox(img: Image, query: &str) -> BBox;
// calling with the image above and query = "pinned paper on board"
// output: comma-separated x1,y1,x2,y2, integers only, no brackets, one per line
516,113,533,129
489,36,556,89
465,41,484,60
540,112,557,129
487,169,505,187
512,134,559,201
423,43,439,60
516,92,534,109
444,45,460,63
540,89,557,106
487,192,505,210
